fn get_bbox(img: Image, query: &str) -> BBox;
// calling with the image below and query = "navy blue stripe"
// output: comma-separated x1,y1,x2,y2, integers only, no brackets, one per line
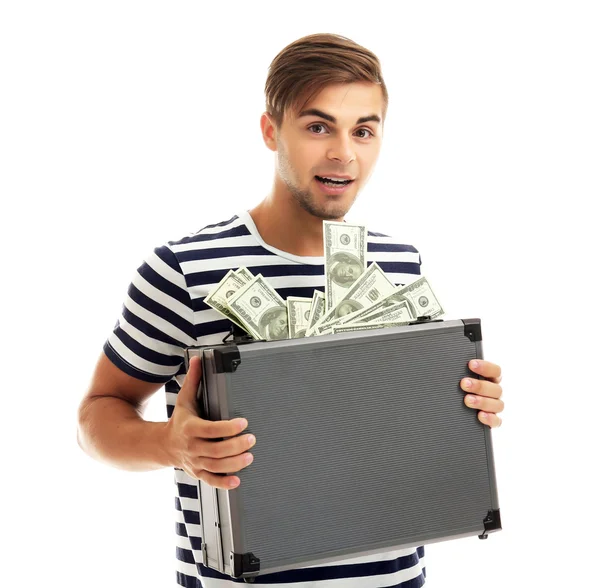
177,482,198,499
177,245,273,263
173,224,251,246
175,523,188,537
154,245,185,274
128,284,195,340
138,261,192,309
368,230,390,237
376,261,421,276
177,571,202,587
368,242,419,254
167,404,174,419
182,509,200,525
417,546,425,558
103,342,173,384
112,327,182,368
121,305,189,348
176,547,196,564
166,380,182,393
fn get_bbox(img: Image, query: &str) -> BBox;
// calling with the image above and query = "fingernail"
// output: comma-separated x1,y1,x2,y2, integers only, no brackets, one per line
229,478,239,488
247,435,256,445
238,419,248,429
464,378,472,388
466,395,476,405
245,453,254,464
471,360,480,369
480,412,488,420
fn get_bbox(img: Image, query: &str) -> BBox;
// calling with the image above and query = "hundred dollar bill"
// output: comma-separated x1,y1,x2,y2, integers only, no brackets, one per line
286,296,313,338
204,269,251,331
332,320,412,334
352,300,414,325
340,276,443,325
235,267,255,283
324,221,367,311
305,290,326,337
227,274,289,341
314,262,396,333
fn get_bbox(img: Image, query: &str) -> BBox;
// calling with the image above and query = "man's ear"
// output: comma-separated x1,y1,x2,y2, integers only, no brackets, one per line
260,112,278,152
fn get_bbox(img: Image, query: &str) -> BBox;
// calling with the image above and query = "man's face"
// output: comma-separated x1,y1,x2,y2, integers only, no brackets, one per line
263,82,384,220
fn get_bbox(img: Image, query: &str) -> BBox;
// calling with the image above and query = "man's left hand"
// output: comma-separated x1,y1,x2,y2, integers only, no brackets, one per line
461,360,504,428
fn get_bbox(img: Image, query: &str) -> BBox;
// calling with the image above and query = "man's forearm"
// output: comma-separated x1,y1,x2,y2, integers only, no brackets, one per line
77,396,173,472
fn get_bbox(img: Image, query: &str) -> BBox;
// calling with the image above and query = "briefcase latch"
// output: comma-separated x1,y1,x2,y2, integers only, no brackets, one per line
230,551,261,582
478,509,502,539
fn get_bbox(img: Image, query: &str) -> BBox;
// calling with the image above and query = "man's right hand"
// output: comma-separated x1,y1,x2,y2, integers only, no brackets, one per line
165,355,256,489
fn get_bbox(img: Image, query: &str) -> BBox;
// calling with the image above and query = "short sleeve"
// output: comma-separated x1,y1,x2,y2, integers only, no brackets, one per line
103,244,197,383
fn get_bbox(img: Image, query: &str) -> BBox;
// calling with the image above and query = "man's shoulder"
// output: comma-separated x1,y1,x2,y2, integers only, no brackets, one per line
166,212,249,249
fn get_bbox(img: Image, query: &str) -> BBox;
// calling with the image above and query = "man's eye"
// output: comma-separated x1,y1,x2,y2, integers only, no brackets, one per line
356,128,374,138
308,124,327,134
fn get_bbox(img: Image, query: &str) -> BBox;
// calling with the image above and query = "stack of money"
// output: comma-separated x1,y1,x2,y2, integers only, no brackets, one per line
204,221,444,341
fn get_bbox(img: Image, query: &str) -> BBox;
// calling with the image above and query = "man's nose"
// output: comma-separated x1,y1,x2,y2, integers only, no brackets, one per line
327,135,356,165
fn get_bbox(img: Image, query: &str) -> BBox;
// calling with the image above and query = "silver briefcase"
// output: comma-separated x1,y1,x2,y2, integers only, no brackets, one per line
183,318,501,583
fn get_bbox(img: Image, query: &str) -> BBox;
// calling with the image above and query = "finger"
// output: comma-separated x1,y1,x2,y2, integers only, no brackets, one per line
461,377,503,399
191,433,257,459
198,471,242,490
175,355,203,411
477,411,502,428
468,360,502,383
195,451,255,475
183,416,249,440
464,394,505,415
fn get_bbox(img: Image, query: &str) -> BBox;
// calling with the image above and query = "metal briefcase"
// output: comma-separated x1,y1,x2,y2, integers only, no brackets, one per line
183,318,501,583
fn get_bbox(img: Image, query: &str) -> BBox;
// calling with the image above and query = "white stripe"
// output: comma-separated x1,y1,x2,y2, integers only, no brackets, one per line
366,251,420,264
123,292,196,347
106,336,179,377
181,253,310,275
175,468,200,486
179,496,199,512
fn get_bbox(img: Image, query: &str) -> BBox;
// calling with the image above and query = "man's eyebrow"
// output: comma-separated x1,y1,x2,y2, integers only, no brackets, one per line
297,108,381,125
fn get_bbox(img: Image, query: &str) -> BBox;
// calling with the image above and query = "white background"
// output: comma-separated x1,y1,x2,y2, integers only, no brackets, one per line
1,1,598,586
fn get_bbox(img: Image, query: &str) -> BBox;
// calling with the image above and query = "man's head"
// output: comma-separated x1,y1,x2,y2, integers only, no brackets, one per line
261,34,387,221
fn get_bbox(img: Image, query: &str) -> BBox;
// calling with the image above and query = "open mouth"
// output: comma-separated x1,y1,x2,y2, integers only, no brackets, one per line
315,175,355,187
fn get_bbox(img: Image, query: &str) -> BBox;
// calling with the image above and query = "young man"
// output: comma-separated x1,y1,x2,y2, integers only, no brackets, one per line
77,33,504,587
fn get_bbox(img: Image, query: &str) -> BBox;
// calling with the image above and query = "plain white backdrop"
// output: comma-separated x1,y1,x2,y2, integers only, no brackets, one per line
1,1,598,586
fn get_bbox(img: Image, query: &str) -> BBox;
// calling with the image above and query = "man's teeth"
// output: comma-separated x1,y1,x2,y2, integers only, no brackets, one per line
319,176,352,184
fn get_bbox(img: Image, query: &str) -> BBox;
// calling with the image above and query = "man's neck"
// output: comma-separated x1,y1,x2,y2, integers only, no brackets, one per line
248,196,339,258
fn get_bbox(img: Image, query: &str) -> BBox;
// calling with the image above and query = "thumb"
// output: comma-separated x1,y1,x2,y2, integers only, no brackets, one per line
176,355,202,411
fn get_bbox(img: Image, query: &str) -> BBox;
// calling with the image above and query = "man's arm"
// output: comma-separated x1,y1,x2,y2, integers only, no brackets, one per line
77,352,257,488
76,352,172,471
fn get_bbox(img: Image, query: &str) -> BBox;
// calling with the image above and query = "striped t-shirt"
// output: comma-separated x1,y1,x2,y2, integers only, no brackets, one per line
104,210,426,587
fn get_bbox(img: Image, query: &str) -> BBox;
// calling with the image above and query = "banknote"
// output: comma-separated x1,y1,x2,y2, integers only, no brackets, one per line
351,300,414,325
286,296,313,338
305,290,326,337
235,267,255,283
314,262,396,331
324,221,367,311
204,269,251,330
339,276,443,326
227,274,289,341
331,321,412,334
